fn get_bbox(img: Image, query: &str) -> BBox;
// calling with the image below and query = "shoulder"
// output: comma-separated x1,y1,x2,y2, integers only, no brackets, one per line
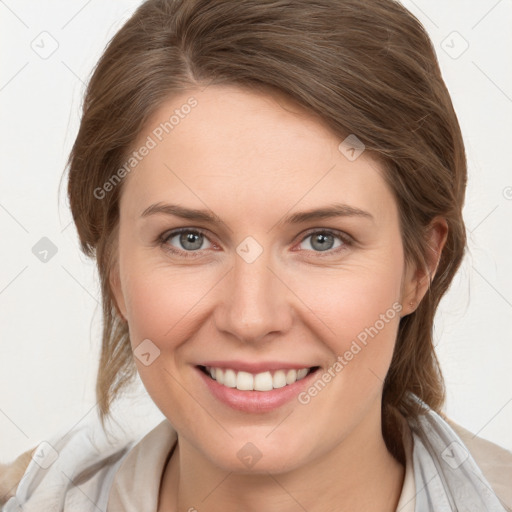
0,448,35,505
444,416,512,510
0,420,134,511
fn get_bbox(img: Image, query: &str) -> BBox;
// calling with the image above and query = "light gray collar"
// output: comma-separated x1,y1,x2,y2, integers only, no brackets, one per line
407,394,507,511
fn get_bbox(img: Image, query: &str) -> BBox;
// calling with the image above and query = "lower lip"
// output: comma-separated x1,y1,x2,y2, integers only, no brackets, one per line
196,366,320,413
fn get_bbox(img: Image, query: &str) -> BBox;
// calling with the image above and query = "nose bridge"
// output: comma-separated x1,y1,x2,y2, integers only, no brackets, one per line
215,247,291,342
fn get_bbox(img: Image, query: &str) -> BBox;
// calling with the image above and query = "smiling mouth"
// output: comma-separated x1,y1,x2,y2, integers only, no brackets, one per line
197,365,321,392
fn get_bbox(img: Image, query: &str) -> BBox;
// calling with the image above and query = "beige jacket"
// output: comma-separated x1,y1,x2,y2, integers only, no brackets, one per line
445,419,512,510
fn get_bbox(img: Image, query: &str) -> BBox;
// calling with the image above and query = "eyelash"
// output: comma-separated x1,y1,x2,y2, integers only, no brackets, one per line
157,227,354,259
157,228,216,259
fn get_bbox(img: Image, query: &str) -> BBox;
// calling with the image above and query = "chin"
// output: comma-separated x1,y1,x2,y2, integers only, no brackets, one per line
198,430,312,475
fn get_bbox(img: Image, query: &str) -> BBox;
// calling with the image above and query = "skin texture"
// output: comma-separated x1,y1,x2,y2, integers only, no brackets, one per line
110,85,447,511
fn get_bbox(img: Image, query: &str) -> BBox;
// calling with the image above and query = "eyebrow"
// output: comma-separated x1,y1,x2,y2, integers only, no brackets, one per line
141,203,223,223
140,202,374,224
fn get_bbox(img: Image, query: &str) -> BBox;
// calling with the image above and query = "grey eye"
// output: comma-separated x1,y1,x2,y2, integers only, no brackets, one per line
167,231,212,251
299,232,343,252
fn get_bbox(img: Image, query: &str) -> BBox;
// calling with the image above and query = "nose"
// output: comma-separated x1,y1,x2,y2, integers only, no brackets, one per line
213,248,293,344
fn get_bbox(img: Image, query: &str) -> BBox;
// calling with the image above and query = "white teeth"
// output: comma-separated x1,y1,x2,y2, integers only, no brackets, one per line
236,371,254,390
204,366,313,391
223,369,237,388
297,368,308,380
285,369,297,384
272,370,287,389
253,371,273,391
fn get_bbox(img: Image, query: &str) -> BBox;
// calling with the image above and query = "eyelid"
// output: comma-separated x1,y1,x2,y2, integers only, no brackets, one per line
158,227,217,257
294,228,354,249
160,226,212,243
157,226,354,257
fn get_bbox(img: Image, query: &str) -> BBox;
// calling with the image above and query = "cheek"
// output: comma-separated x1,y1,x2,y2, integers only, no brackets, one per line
120,262,215,416
286,248,404,376
121,259,218,347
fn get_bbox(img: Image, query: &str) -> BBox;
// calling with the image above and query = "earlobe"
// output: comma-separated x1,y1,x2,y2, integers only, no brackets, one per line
423,216,448,284
109,264,127,322
401,216,448,315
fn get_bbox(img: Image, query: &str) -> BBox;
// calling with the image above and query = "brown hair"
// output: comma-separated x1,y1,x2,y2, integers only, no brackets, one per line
66,0,467,458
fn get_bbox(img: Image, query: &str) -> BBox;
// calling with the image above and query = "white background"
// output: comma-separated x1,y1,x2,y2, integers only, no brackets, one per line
1,0,511,462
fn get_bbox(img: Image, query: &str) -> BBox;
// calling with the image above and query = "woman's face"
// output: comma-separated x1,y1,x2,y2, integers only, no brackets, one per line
111,84,419,473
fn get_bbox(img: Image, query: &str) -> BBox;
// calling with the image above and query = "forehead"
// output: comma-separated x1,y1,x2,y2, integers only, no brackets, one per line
119,85,396,224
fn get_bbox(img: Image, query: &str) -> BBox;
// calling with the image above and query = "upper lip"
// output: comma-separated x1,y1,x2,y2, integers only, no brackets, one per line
198,360,318,373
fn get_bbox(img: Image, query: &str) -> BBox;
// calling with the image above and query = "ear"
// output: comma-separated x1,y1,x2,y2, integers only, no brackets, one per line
109,261,128,322
401,216,448,316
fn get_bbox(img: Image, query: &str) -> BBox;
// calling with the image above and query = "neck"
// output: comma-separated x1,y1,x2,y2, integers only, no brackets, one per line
159,407,405,512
